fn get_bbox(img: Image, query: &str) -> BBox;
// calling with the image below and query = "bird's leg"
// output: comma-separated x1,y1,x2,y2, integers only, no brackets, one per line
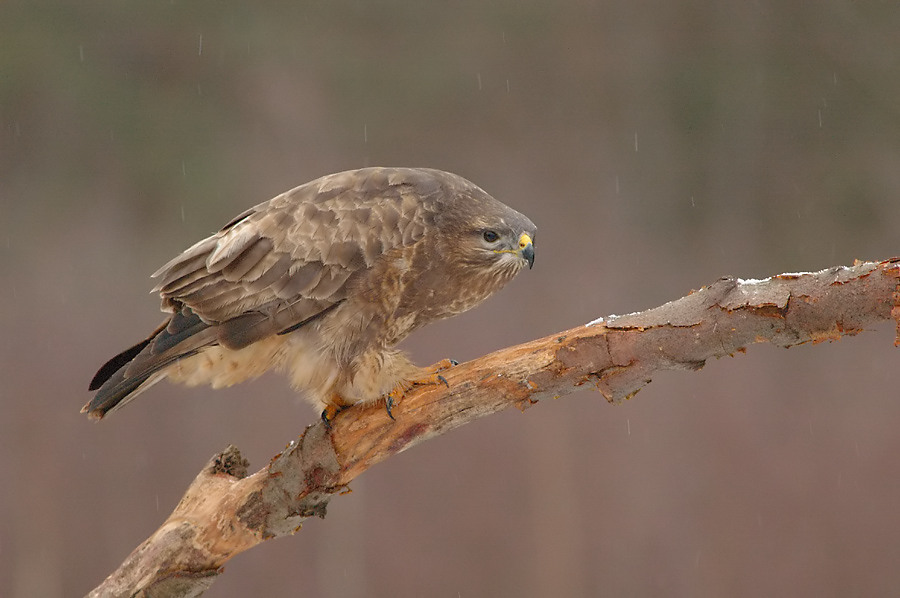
382,358,458,419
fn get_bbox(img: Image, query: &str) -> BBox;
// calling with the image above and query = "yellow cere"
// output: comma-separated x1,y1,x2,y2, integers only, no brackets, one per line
518,233,533,249
493,232,533,256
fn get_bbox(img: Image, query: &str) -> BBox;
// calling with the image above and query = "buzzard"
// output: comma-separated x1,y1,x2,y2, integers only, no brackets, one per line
84,167,536,422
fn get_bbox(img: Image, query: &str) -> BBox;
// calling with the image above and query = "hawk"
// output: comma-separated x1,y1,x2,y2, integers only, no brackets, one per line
84,167,536,422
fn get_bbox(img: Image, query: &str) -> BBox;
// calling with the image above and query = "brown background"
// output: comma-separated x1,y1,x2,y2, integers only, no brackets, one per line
3,1,900,596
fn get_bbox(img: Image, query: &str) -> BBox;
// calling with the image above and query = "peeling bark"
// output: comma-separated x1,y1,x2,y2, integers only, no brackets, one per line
87,258,900,597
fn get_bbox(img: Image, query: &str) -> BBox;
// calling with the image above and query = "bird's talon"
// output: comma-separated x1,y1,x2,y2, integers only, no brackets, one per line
384,395,397,420
321,403,342,429
437,374,449,387
430,358,457,373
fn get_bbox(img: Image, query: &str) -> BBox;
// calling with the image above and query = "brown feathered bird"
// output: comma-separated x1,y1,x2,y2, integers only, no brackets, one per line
84,167,536,422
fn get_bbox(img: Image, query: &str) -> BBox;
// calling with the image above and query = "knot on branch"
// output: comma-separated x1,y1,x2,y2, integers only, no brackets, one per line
209,445,249,479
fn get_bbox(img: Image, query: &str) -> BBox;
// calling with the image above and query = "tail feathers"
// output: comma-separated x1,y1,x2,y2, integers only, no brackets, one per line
83,307,216,420
88,320,168,391
82,369,170,420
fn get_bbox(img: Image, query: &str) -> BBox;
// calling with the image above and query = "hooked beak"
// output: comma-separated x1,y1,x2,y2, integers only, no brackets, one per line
518,233,535,269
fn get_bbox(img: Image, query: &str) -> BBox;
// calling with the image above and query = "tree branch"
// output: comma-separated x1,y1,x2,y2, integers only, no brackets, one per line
87,258,900,597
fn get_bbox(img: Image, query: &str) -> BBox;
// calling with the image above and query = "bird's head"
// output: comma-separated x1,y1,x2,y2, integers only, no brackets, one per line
437,187,536,281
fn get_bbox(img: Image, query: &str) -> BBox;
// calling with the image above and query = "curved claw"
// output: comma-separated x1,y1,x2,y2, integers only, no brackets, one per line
384,394,397,421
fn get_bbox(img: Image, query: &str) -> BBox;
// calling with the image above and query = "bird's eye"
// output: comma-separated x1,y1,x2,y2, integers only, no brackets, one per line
482,230,500,243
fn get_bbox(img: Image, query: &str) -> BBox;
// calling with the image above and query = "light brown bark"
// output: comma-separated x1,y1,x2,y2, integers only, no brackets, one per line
87,258,900,597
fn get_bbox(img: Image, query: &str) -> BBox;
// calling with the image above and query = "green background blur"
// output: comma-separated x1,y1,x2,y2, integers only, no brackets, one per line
3,1,900,596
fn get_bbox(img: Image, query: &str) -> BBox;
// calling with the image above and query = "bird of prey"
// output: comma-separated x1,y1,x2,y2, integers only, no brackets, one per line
84,167,536,423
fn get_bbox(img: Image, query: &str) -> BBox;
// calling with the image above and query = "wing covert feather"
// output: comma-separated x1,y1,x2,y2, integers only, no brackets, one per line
149,167,444,342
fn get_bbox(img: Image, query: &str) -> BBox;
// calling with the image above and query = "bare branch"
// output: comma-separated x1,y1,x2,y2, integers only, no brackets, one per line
87,258,900,597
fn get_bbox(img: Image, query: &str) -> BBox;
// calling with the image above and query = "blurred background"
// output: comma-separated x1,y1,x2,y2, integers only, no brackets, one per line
3,1,900,596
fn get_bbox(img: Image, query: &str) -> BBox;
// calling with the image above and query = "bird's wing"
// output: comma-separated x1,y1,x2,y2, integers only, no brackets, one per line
151,167,442,349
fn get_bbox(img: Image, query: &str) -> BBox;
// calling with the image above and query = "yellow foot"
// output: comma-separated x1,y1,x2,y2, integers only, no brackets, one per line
321,395,352,429
383,358,458,420
429,357,458,374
